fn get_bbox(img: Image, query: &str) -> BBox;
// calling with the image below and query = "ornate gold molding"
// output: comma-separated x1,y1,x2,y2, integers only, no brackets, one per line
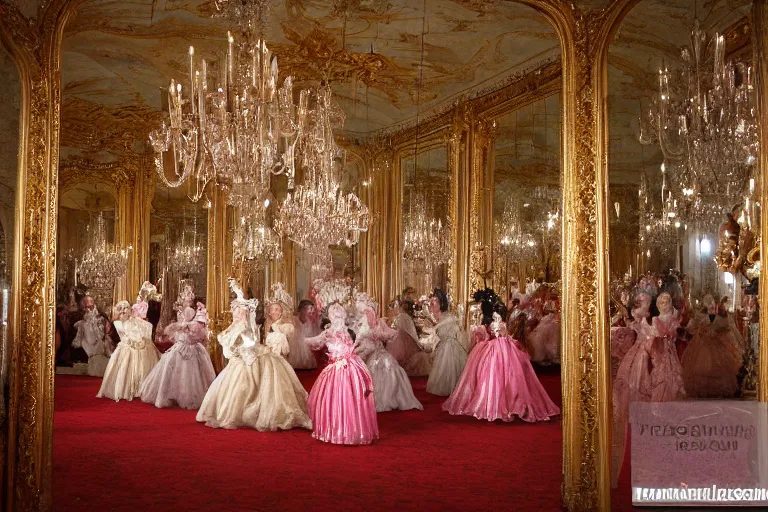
753,0,768,402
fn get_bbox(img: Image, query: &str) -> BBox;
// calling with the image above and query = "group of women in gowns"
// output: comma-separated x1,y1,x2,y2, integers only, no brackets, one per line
87,276,559,446
610,276,746,487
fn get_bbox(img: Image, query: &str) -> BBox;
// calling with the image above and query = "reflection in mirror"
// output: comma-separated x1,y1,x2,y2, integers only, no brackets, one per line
150,184,208,349
607,0,757,497
401,146,450,298
491,93,561,366
0,45,20,418
55,183,119,368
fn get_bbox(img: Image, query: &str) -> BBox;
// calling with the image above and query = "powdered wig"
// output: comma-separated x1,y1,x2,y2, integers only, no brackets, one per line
112,300,132,321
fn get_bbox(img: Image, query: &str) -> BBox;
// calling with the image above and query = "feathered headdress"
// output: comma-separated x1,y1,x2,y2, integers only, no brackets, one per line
472,287,507,325
354,292,377,314
228,277,259,313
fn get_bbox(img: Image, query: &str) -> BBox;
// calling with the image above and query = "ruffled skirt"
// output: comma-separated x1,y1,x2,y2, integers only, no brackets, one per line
97,342,161,402
196,353,311,431
682,331,742,398
386,332,432,377
426,338,467,396
139,342,216,409
308,354,379,445
443,337,559,422
367,349,422,412
287,335,318,370
87,354,110,378
528,315,560,365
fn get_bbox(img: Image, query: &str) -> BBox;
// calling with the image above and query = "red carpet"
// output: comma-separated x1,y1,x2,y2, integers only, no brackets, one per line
54,369,564,511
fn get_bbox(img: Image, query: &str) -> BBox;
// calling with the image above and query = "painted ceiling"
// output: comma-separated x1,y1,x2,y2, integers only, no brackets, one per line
60,0,559,160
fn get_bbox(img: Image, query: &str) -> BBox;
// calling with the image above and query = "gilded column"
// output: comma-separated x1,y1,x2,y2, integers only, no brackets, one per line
448,105,471,317
754,0,768,401
113,176,134,303
206,187,229,373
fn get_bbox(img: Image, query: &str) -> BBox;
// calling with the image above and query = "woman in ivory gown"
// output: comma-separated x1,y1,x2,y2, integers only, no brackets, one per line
97,299,161,401
386,300,431,377
306,303,378,445
443,290,559,423
139,304,215,409
355,305,422,412
611,290,685,487
72,305,113,377
682,296,743,398
425,289,467,396
265,284,317,370
197,279,311,431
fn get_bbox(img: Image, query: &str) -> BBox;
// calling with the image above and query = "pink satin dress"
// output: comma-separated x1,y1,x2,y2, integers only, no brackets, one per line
307,328,379,445
442,327,560,422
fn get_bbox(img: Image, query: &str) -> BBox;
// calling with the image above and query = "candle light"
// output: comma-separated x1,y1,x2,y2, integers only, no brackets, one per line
188,46,196,115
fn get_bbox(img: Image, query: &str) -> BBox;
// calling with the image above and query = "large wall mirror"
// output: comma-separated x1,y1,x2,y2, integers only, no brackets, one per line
490,93,561,366
400,143,451,299
0,44,20,419
150,183,208,343
607,0,757,500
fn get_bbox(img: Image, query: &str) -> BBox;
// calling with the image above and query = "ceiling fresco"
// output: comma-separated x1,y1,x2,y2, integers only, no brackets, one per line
60,0,559,156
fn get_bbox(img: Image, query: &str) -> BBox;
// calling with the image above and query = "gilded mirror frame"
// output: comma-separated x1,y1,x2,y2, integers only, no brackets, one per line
2,1,768,511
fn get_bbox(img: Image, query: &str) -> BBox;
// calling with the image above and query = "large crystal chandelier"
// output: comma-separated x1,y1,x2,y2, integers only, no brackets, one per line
495,197,537,263
276,86,370,255
77,212,131,290
639,19,758,228
233,209,283,262
149,1,303,261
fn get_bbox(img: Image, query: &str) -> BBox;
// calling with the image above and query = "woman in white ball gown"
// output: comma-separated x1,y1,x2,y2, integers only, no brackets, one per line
97,297,161,402
355,301,422,412
196,279,311,431
139,303,215,409
425,288,467,396
265,283,317,370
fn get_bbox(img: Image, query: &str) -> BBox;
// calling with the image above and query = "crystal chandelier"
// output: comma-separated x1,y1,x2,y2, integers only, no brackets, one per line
637,173,682,262
638,19,758,228
402,190,449,272
168,212,205,275
276,86,370,252
495,197,537,263
77,211,132,290
149,1,303,262
233,209,283,263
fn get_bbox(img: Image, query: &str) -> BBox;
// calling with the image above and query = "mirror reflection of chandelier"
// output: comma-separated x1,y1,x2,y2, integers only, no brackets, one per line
233,209,283,263
495,197,537,262
168,211,205,275
276,87,370,256
402,189,449,273
77,211,132,290
638,19,758,227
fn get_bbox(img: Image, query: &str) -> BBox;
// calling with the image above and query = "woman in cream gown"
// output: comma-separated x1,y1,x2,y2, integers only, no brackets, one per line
196,279,311,431
97,300,161,401
425,288,467,396
265,284,317,370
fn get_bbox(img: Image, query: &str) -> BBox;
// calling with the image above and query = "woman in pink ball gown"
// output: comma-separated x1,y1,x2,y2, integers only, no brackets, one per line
443,291,560,423
306,303,378,445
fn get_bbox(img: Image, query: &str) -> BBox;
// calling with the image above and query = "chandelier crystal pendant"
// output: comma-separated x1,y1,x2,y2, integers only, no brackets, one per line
77,211,132,290
638,19,758,228
233,208,283,263
276,86,370,252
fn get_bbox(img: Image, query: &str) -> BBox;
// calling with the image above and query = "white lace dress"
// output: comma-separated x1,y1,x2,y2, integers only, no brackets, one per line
97,317,161,401
196,324,312,431
355,321,423,412
425,313,468,396
139,322,215,409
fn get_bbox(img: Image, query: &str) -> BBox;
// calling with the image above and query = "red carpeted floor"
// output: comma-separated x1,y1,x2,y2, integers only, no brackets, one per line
53,368,567,511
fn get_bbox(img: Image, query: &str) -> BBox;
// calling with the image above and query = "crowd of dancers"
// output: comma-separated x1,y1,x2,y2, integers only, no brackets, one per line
55,277,560,445
609,270,752,486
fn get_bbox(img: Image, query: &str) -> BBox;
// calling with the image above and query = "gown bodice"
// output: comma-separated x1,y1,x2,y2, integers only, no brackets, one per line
113,318,153,349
